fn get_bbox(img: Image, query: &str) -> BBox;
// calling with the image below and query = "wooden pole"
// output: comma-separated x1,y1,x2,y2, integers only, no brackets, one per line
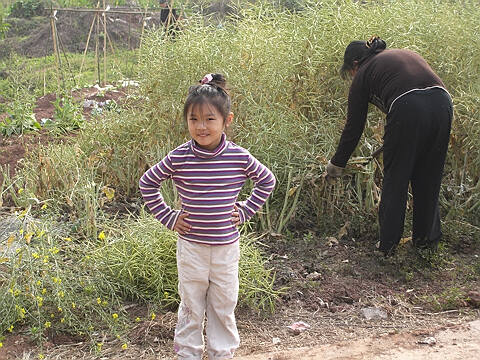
80,12,97,74
50,9,61,92
95,12,101,85
102,0,107,86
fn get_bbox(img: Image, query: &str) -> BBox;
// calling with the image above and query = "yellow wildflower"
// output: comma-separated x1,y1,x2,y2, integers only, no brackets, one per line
150,312,156,320
32,252,40,259
42,288,47,294
8,325,13,332
135,317,141,322
45,321,51,328
41,203,47,210
38,354,44,360
121,343,128,350
71,302,76,309
0,342,3,348
97,297,102,304
98,231,106,241
64,237,72,242
18,188,24,194
112,313,118,319
61,318,65,323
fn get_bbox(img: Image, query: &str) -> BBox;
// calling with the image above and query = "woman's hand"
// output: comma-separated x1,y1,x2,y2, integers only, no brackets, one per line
232,204,241,226
173,212,191,235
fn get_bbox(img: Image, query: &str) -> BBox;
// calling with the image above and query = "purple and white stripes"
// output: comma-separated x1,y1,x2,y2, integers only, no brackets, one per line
139,134,275,245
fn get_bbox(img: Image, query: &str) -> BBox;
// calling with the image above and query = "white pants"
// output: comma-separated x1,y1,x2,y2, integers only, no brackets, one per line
174,239,240,360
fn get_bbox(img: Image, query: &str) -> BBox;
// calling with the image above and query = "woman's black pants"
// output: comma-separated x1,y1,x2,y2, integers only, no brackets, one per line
378,88,453,253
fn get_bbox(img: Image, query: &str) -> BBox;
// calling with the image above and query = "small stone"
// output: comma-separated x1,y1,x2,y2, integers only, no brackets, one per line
360,307,387,320
306,271,322,281
418,336,436,346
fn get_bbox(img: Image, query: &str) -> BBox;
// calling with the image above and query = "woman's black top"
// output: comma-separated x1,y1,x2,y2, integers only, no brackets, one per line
331,49,446,168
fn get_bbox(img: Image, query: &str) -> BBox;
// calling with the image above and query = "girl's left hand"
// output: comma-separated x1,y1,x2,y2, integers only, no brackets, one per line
232,204,241,226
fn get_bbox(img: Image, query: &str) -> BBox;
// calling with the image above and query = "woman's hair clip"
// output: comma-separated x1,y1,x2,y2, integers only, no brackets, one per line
366,35,379,48
200,74,214,85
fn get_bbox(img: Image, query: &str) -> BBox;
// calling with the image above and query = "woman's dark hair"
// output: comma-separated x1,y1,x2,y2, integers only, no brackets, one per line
183,73,231,122
340,36,387,78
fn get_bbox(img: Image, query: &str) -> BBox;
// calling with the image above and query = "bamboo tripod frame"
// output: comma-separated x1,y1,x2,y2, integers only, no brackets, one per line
49,1,178,89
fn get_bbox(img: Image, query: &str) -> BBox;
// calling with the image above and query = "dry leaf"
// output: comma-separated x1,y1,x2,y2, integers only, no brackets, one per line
338,221,350,239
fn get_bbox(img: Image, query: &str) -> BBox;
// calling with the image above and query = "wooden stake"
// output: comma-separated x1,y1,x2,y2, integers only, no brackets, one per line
95,12,101,85
50,9,61,92
80,12,97,74
102,0,107,86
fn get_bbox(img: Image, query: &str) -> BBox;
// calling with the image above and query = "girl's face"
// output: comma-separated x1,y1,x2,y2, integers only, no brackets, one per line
186,102,233,151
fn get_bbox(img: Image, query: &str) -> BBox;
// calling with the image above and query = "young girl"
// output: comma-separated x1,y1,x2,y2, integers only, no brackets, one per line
139,73,276,359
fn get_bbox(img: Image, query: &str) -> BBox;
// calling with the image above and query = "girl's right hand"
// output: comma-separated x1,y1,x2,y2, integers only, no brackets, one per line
173,213,191,235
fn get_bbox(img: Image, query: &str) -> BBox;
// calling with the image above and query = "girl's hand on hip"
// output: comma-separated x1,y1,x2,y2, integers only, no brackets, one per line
232,204,241,226
174,213,191,235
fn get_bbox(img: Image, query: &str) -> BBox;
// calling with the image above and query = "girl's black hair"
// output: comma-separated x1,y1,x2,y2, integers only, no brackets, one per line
183,73,231,122
340,36,387,78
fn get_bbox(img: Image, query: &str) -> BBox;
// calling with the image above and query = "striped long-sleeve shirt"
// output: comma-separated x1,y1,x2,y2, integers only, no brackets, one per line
139,133,276,245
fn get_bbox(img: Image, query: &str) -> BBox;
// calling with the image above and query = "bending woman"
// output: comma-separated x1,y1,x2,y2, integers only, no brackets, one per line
326,36,453,256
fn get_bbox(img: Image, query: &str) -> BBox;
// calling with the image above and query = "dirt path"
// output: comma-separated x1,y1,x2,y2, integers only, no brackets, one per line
236,319,480,360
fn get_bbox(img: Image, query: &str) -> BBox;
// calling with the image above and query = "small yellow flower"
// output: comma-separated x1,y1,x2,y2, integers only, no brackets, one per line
32,252,40,259
121,343,128,350
58,291,64,298
64,237,72,242
102,300,108,306
97,297,102,304
50,313,55,318
112,313,118,319
60,317,65,323
71,302,76,309
24,232,34,244
41,203,47,210
18,188,24,194
58,307,63,312
45,321,51,328
42,288,47,294
135,317,141,322
49,247,59,255
150,312,156,320
0,342,3,348
20,307,26,318
38,354,44,360
43,256,49,264
36,280,41,285
98,231,106,241
8,325,14,332
96,342,103,351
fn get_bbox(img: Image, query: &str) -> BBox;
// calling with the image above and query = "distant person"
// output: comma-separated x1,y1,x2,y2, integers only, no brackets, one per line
326,36,453,257
139,73,276,359
158,0,180,36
